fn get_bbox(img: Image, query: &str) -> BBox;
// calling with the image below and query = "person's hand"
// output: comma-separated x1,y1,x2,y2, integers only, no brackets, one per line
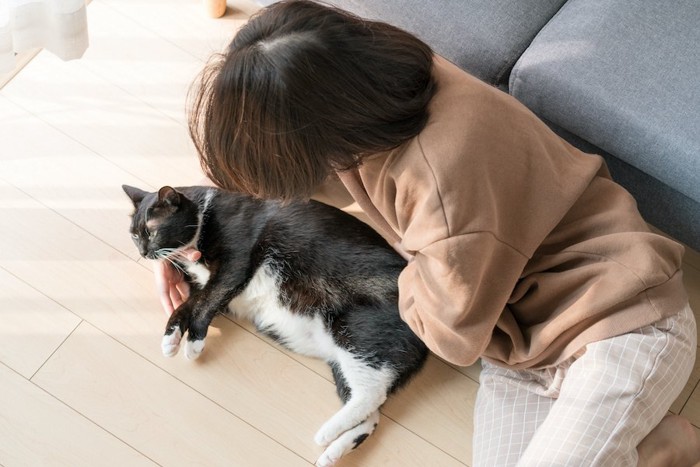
154,248,201,316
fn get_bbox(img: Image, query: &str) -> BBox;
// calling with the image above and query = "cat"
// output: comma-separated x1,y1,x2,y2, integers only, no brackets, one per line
122,184,428,467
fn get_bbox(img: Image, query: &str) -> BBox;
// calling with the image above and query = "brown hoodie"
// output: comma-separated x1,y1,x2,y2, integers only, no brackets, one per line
333,56,687,369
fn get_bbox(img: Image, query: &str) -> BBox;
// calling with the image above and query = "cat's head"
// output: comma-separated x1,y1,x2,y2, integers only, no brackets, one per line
122,185,200,260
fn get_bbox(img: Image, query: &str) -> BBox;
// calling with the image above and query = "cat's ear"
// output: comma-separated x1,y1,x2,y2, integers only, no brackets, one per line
122,184,148,207
157,186,181,207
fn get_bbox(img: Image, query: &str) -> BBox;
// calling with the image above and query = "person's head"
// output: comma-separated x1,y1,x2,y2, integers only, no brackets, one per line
188,0,436,201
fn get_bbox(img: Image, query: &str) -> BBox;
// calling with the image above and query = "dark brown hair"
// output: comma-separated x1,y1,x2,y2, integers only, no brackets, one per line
188,0,436,200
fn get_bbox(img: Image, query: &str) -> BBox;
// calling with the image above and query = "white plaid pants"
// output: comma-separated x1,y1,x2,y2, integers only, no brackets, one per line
473,303,696,467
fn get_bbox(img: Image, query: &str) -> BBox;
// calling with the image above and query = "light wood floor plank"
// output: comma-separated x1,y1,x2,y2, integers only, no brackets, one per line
0,268,81,378
0,51,203,190
0,363,156,467
0,180,175,357
0,96,153,260
74,1,217,125
383,357,477,462
447,360,482,384
0,48,41,89
160,314,466,466
32,321,310,467
97,0,259,62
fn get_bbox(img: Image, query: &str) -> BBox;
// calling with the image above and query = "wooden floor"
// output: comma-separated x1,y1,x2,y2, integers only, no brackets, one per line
1,1,700,466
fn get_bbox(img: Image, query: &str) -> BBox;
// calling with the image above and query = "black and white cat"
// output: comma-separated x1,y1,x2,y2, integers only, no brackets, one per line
122,185,428,466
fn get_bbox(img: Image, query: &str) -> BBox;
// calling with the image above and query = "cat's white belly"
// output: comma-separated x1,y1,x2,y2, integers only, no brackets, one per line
184,261,339,361
232,266,340,361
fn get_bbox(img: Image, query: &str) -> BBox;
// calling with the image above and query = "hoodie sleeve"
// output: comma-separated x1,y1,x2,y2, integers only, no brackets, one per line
397,232,529,366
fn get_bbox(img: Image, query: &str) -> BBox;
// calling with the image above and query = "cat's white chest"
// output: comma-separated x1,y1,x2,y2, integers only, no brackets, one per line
183,261,211,287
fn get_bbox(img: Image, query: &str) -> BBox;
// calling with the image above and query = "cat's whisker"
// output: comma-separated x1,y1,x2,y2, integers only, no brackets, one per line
152,249,188,274
155,248,184,256
161,255,186,275
155,249,176,257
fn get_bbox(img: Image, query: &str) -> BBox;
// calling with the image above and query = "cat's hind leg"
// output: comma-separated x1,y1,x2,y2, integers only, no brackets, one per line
316,410,379,467
314,355,394,447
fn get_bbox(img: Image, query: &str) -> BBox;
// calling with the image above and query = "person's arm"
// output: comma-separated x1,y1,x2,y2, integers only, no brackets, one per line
397,232,528,366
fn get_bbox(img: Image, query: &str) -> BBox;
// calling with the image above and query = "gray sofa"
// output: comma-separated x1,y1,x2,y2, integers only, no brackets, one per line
256,0,700,251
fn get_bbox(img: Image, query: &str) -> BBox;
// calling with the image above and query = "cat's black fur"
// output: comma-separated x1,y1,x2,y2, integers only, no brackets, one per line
122,184,428,466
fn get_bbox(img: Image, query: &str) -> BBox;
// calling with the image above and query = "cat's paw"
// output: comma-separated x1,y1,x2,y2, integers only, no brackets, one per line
315,411,379,466
162,328,182,357
185,338,205,360
314,420,344,447
315,450,340,467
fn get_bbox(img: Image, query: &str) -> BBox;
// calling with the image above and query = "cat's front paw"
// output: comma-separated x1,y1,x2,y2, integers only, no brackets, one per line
162,328,182,357
314,420,342,447
315,411,379,466
184,338,205,360
315,450,340,467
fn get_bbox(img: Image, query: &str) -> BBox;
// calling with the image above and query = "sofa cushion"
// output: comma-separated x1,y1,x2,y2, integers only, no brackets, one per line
548,121,700,250
257,0,567,87
510,0,700,208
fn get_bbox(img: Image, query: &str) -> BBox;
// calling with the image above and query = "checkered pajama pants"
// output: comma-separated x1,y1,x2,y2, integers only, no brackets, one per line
472,303,696,467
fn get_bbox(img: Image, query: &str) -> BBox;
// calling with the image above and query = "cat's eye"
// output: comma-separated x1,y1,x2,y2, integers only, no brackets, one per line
131,233,139,239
